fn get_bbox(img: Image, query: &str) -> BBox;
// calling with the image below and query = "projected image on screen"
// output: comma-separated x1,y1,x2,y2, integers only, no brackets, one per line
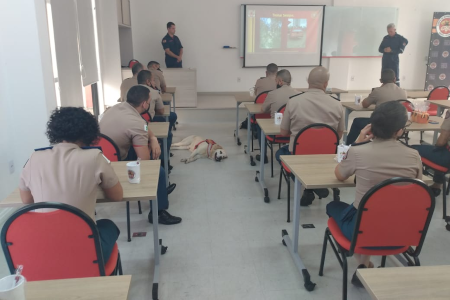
288,19,307,49
260,18,282,49
244,5,324,67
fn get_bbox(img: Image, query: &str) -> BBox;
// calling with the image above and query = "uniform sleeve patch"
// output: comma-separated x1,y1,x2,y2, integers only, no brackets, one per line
144,124,148,132
162,40,166,43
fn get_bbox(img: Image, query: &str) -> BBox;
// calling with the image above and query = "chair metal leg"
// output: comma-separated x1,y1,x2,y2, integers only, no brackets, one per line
117,252,123,275
287,175,291,223
126,202,131,242
270,142,274,178
319,228,329,276
251,124,254,152
138,201,142,214
341,253,348,300
278,168,283,199
381,255,387,267
414,256,421,266
443,179,447,220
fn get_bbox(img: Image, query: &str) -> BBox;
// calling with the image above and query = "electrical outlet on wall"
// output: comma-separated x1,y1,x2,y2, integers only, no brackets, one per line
350,76,355,81
8,160,14,174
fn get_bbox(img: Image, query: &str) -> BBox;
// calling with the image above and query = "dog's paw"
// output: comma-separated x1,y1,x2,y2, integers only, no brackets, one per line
180,158,187,163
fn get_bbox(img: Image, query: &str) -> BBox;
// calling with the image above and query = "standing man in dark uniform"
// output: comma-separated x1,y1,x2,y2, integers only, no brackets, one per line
162,22,183,68
378,23,408,86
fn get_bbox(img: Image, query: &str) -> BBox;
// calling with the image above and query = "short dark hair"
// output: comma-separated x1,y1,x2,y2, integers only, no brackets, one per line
167,22,175,29
137,70,152,84
147,61,159,68
276,69,291,84
370,101,407,139
127,85,150,107
46,107,99,146
380,69,396,83
132,63,144,75
267,63,278,74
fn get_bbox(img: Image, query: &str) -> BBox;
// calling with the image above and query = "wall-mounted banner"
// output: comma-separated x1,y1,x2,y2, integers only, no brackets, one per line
425,12,450,91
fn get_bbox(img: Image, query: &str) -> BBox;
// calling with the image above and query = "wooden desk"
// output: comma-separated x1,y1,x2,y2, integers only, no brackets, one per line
244,103,264,166
341,103,375,141
234,92,255,146
428,99,450,110
357,265,450,300
279,154,433,292
161,93,172,103
406,116,442,132
163,104,170,117
165,87,177,115
148,122,170,187
26,275,132,300
244,103,263,114
407,91,429,99
1,160,163,299
296,88,348,100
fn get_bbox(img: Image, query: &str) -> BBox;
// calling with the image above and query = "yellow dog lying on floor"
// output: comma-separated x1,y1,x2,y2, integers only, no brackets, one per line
171,135,228,164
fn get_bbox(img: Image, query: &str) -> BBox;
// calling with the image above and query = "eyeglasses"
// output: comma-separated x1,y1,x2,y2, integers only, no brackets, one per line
405,120,412,127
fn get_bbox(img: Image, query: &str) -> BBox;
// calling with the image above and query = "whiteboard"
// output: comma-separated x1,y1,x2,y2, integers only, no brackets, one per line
322,6,399,57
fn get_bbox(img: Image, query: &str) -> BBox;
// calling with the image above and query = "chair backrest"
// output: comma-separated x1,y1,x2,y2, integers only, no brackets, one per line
1,203,107,281
292,124,339,155
398,99,414,112
427,86,450,113
278,104,286,114
254,90,271,120
92,134,121,162
128,59,139,69
350,178,435,256
141,111,152,123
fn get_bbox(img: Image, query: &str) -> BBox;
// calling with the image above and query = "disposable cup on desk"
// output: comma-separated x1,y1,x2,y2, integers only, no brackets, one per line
407,112,412,120
274,113,283,125
0,275,26,300
249,87,255,97
126,162,141,184
354,95,362,105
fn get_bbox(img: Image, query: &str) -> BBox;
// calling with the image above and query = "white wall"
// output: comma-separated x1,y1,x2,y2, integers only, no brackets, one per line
0,0,57,200
96,0,123,106
131,0,450,92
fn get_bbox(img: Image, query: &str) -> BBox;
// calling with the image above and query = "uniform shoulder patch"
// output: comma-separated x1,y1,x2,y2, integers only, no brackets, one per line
162,40,166,43
446,111,450,119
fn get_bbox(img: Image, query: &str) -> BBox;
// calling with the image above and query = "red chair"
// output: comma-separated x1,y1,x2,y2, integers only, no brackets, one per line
1,202,122,281
250,91,271,154
141,111,152,123
278,124,339,222
92,134,141,242
427,86,450,116
128,59,139,69
420,157,450,230
266,104,289,177
319,177,435,300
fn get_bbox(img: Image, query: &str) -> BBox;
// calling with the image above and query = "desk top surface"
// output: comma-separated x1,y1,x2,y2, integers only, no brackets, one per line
161,93,172,102
357,265,450,300
280,154,432,189
163,105,170,116
406,116,442,132
257,118,284,135
0,161,160,208
235,92,255,103
296,87,348,94
341,102,376,111
428,99,450,108
148,122,169,138
26,275,132,300
244,103,263,114
165,87,176,94
407,91,430,99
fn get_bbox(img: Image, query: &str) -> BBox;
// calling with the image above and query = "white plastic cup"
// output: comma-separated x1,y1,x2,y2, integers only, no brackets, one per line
0,275,26,300
355,95,362,105
407,112,412,120
274,113,283,125
326,87,332,92
126,162,141,184
249,87,255,97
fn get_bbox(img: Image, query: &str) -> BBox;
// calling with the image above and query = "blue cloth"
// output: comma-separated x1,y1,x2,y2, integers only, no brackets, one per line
326,201,357,241
125,148,169,211
411,144,450,184
346,118,370,145
96,219,120,262
275,145,291,164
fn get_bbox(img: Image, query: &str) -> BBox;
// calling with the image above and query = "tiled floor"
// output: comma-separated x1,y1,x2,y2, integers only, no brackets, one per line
1,93,448,300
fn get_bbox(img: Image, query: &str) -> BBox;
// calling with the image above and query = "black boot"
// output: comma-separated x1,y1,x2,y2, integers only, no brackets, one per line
300,190,315,206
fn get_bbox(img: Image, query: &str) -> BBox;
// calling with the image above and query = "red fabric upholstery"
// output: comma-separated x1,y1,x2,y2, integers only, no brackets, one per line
293,126,338,155
266,135,289,143
104,243,119,275
427,87,450,116
141,112,152,123
128,59,139,69
4,210,117,281
329,181,432,255
421,157,448,173
92,135,120,162
282,161,291,174
252,92,271,123
398,100,414,112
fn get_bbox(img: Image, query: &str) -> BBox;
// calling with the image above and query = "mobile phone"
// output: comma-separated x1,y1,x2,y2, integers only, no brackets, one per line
428,121,439,124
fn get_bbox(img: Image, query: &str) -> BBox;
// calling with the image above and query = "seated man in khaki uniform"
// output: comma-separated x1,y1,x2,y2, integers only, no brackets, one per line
241,63,279,130
100,85,181,225
277,66,345,205
256,69,298,163
19,107,123,262
346,69,407,144
329,101,422,286
119,63,144,102
147,61,166,93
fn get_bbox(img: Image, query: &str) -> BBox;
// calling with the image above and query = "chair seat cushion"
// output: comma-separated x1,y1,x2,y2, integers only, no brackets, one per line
282,161,291,174
327,218,409,256
104,243,119,275
428,110,437,116
421,157,448,173
267,135,289,143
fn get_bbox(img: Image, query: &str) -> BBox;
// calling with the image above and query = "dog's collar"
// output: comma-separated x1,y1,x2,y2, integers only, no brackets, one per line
194,139,217,158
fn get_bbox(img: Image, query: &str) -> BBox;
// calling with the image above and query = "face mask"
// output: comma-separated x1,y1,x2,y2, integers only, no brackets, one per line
277,84,283,89
144,101,150,114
